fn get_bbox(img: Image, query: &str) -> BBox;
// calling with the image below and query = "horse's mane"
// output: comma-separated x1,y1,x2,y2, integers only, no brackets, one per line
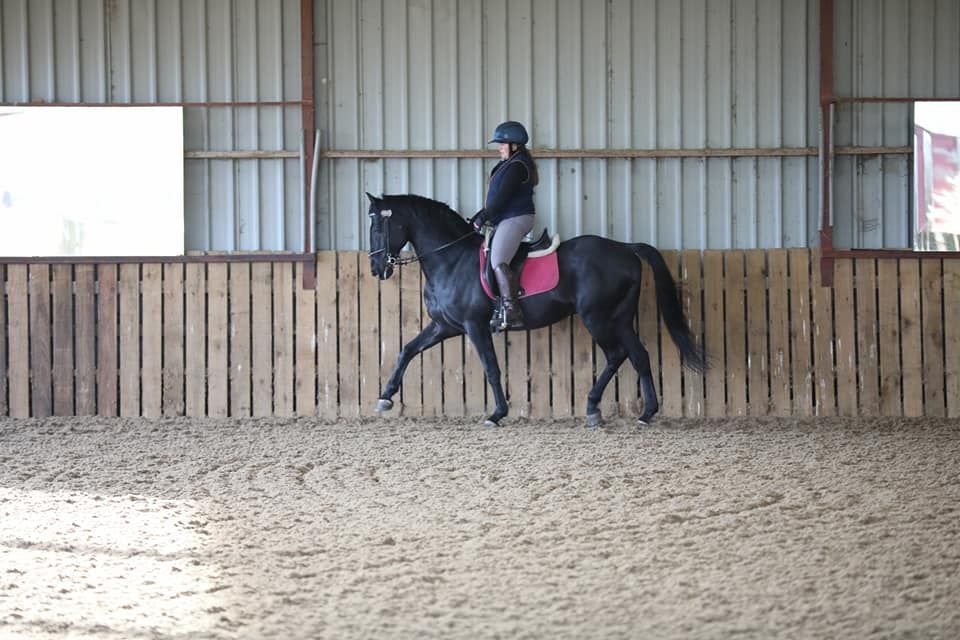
383,194,472,234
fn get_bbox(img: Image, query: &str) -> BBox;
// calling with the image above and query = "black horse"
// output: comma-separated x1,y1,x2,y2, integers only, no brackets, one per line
366,193,706,427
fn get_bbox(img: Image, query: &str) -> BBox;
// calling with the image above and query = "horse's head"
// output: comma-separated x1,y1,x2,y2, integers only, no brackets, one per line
366,192,409,280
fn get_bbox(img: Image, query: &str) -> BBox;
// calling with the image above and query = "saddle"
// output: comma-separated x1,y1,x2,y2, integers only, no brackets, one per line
480,228,561,300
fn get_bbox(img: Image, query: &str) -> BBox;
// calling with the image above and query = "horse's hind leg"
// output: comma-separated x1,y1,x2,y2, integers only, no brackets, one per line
619,328,659,424
583,338,627,428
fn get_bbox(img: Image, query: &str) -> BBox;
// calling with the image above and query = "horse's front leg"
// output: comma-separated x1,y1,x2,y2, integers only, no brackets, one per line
464,321,508,426
377,320,457,413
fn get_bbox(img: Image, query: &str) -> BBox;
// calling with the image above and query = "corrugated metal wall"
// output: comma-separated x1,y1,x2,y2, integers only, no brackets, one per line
318,0,823,251
0,0,304,252
4,1,959,252
832,0,960,249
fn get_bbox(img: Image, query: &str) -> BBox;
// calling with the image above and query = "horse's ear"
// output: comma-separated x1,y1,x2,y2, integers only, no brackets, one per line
365,192,381,204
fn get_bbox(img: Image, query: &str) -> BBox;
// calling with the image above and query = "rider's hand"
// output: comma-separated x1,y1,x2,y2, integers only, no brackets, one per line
470,209,487,231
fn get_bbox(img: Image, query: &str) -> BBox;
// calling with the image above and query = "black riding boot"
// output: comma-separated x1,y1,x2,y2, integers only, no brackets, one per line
493,263,524,331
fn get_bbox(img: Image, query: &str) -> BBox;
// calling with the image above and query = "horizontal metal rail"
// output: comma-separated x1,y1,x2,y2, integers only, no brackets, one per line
185,150,300,159
0,100,303,108
833,96,960,104
0,253,314,265
320,146,911,159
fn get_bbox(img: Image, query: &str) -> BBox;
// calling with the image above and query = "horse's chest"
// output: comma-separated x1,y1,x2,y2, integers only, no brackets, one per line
423,282,471,324
423,286,454,317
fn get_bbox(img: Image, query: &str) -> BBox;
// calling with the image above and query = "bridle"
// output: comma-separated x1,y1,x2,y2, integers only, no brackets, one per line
368,209,474,268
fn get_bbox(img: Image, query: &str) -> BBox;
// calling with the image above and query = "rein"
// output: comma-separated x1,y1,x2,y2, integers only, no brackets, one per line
369,210,474,267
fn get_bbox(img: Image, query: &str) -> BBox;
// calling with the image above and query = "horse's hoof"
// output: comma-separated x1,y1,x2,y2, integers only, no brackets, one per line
585,412,602,428
375,398,394,413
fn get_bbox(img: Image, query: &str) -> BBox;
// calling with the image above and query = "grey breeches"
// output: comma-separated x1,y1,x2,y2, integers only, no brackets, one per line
490,214,536,266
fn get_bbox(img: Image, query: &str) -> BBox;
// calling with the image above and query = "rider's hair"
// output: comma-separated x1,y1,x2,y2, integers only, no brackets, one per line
511,144,540,187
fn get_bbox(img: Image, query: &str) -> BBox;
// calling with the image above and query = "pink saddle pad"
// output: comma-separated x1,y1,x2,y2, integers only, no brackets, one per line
480,248,560,300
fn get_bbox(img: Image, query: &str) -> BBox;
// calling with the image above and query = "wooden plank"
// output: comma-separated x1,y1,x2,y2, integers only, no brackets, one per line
162,264,185,416
681,250,704,417
397,256,422,415
571,316,593,417
273,262,295,416
493,330,508,416
6,265,30,418
0,266,5,416
899,260,923,417
229,263,252,417
273,262,295,417
295,260,318,416
97,264,119,416
118,264,140,417
550,317,573,417
317,252,339,419
529,327,551,418
745,250,770,416
507,329,529,418
30,265,52,418
660,251,683,417
702,251,725,416
811,251,836,416
444,336,466,417
877,259,902,416
921,260,945,417
337,253,360,417
617,307,639,419
789,250,814,416
834,260,857,416
141,264,163,417
463,307,487,419
358,263,381,417
854,259,879,416
767,251,791,416
74,265,96,415
251,262,274,416
185,263,206,416
597,328,619,420
375,264,399,417
944,260,960,417
207,263,229,417
421,277,443,417
51,264,74,415
637,257,661,415
724,251,747,416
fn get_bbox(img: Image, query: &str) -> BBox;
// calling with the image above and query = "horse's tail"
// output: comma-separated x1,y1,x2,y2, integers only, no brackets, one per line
631,243,708,373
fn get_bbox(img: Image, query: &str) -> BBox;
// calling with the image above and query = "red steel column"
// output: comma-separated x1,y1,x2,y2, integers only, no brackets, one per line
301,0,317,288
819,0,835,285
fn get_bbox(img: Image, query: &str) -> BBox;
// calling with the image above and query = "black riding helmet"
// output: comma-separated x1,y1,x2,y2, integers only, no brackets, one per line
487,121,529,145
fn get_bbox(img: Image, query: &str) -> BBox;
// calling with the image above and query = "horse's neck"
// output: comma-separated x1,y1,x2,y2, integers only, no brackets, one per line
404,207,463,256
404,211,472,282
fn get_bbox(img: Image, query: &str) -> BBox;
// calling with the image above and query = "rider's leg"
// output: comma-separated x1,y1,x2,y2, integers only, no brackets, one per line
490,214,535,330
493,263,523,328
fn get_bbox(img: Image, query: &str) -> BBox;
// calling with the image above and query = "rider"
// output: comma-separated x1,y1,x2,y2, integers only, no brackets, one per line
471,120,539,330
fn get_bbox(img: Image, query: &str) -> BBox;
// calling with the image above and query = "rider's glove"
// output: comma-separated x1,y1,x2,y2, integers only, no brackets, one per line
470,209,487,231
